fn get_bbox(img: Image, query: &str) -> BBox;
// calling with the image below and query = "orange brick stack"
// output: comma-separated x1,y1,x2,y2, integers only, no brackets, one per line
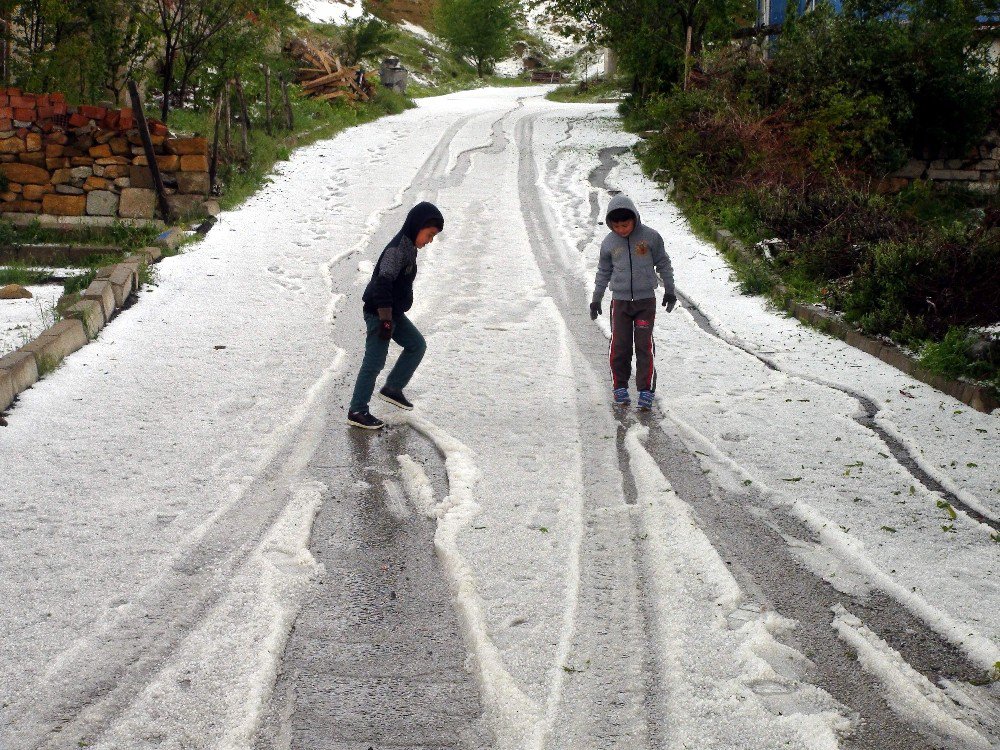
0,88,209,220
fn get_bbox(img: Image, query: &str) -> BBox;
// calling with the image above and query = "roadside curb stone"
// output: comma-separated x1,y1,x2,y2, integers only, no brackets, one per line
97,264,138,306
706,221,999,414
82,279,117,322
2,239,167,418
0,368,13,412
154,227,185,250
139,245,163,262
20,319,87,370
0,351,39,399
66,299,105,338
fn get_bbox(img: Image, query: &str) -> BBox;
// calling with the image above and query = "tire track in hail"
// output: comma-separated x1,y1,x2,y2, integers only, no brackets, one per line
8,115,483,750
253,101,532,750
519,112,998,749
516,111,666,747
592,140,999,746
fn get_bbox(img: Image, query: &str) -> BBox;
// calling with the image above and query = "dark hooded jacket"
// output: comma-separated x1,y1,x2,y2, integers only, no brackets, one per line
362,202,444,316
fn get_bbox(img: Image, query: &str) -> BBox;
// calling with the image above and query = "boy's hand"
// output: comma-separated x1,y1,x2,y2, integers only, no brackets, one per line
378,320,393,340
589,302,602,320
663,293,677,313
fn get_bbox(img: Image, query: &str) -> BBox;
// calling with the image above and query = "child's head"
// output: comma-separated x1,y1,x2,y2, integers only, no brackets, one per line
605,195,639,238
402,202,444,249
415,225,440,248
607,207,636,238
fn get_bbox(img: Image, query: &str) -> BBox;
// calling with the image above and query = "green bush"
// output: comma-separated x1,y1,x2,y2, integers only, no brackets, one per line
844,219,1000,341
626,0,1000,391
770,0,999,165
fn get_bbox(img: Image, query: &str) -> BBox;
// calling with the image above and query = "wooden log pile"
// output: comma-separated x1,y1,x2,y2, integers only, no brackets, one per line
288,39,375,103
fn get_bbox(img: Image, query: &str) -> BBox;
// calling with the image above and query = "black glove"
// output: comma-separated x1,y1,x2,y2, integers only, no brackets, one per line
589,302,602,320
378,319,393,340
663,293,677,313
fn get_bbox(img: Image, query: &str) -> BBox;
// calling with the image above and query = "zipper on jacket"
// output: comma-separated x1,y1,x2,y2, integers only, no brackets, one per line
627,236,633,300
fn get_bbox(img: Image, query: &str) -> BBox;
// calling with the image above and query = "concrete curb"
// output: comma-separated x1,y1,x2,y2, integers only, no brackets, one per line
710,227,999,415
0,245,164,415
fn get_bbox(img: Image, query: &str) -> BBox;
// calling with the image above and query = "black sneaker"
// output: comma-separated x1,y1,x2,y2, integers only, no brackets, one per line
347,410,385,430
378,388,413,410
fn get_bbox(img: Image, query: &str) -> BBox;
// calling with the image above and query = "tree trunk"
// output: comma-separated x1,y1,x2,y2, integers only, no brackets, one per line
280,77,294,131
683,24,693,90
234,75,251,134
264,65,272,136
223,81,231,153
160,46,176,123
1,10,10,86
234,77,249,159
210,87,223,194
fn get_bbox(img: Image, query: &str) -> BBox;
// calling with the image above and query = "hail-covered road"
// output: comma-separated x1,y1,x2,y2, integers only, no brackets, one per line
1,87,998,750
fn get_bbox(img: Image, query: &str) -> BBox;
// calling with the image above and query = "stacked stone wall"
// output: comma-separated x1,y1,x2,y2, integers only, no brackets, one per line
886,130,1000,193
0,88,209,221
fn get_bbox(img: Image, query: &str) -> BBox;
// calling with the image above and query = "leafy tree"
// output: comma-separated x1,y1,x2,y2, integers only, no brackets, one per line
340,12,397,66
182,0,295,112
144,0,187,121
1,0,88,93
90,0,157,104
771,0,1000,162
434,0,520,77
542,0,750,100
144,0,296,123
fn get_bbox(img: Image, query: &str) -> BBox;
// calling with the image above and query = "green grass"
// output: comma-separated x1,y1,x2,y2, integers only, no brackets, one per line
546,78,625,104
0,220,160,253
920,328,1000,392
62,269,98,296
0,265,51,286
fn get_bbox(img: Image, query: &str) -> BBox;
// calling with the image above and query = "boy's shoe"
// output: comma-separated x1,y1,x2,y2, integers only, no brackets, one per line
613,387,630,405
637,390,655,410
347,410,385,430
378,388,413,410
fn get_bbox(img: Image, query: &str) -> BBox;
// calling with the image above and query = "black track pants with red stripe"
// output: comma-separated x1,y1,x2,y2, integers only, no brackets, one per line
609,297,657,392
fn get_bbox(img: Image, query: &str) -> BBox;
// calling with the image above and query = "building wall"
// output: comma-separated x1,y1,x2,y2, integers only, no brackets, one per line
759,0,844,27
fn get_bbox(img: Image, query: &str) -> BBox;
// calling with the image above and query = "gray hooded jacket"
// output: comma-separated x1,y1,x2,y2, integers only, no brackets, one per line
592,194,674,305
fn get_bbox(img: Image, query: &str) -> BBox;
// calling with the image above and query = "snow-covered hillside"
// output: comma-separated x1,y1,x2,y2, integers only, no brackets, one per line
296,0,585,71
296,0,364,24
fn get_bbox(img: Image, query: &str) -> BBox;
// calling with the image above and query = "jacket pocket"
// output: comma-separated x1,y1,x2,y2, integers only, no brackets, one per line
636,257,657,289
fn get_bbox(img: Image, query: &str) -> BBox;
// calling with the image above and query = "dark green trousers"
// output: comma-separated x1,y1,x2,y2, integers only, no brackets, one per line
349,312,426,413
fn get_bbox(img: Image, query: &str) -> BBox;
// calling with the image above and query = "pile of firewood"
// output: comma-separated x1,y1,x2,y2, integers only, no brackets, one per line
288,39,374,103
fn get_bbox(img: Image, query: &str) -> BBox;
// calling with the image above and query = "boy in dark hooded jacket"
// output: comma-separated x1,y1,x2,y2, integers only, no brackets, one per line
590,194,675,410
348,201,444,429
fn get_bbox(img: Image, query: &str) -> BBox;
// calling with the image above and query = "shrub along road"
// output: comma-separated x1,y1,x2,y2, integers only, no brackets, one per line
0,87,997,750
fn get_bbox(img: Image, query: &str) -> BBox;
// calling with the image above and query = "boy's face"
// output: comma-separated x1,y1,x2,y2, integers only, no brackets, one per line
415,226,440,249
610,217,636,237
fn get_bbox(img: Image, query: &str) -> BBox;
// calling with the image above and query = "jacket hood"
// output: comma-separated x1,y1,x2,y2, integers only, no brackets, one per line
401,201,444,243
605,194,641,230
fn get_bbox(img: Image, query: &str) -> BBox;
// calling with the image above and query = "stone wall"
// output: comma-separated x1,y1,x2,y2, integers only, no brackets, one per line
886,129,1000,193
0,88,210,221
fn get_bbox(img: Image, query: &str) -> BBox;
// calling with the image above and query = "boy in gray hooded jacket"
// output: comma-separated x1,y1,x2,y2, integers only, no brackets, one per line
590,194,675,409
